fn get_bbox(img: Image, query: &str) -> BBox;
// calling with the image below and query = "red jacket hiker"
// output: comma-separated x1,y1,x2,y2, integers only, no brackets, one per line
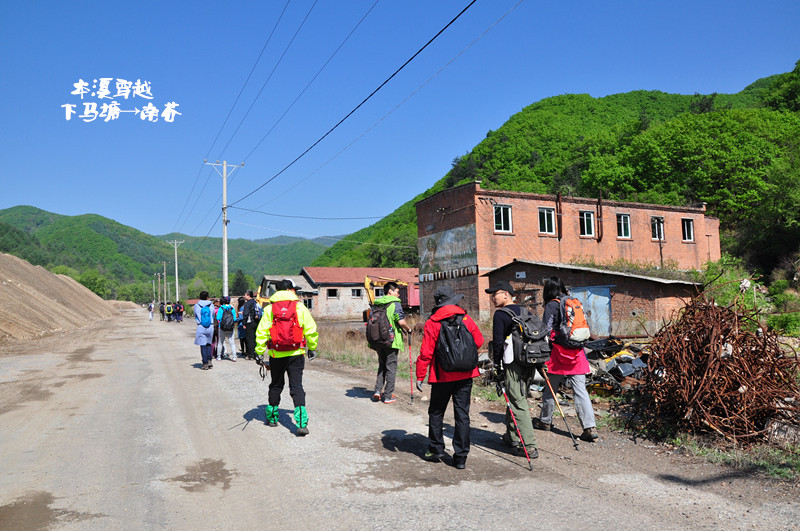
416,304,484,383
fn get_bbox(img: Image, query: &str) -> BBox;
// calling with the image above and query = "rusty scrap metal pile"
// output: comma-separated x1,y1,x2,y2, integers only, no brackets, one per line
632,296,800,445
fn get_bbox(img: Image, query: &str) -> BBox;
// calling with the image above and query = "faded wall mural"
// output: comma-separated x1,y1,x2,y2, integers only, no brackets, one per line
418,224,477,275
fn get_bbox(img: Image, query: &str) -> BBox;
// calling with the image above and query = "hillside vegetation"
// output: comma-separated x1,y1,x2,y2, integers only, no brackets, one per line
314,61,800,276
0,206,329,301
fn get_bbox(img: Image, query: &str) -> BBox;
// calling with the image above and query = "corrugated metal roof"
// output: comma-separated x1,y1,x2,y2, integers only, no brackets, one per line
302,267,419,286
487,259,700,286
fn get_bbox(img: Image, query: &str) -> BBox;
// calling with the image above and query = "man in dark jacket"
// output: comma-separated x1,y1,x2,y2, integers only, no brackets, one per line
416,285,484,470
487,280,539,458
242,290,260,360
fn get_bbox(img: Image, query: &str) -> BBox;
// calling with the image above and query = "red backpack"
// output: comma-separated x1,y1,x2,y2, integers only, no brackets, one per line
267,300,306,351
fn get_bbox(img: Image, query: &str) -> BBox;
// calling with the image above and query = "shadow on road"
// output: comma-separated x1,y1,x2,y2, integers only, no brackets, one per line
345,386,375,400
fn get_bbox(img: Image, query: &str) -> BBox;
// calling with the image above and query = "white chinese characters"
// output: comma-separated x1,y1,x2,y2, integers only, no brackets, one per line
62,77,180,123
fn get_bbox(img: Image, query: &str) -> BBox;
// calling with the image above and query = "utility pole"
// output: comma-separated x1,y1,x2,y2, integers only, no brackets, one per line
156,273,160,303
166,240,184,301
152,275,156,302
163,261,168,301
205,159,244,297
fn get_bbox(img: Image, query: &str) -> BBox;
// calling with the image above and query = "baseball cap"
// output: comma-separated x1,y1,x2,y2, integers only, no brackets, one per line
485,280,515,296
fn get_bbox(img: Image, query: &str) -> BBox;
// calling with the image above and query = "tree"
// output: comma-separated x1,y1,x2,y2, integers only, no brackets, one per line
231,269,249,295
763,59,800,112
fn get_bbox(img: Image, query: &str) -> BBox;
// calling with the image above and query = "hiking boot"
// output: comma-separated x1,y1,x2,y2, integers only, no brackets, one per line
208,362,213,369
294,406,309,436
383,394,397,404
372,393,382,402
201,363,209,370
265,405,279,427
423,450,445,462
532,418,552,431
454,461,466,470
514,446,539,459
580,427,599,442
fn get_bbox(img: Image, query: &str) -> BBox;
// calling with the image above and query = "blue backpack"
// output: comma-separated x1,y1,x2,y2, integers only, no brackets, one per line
200,304,212,328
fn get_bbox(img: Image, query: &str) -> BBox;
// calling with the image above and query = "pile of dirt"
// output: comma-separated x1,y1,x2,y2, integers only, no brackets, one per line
0,253,116,343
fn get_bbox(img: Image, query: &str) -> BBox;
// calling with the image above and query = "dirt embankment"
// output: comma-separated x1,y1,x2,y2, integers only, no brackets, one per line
0,253,116,343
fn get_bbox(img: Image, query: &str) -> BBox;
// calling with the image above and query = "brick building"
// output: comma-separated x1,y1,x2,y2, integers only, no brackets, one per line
300,267,419,320
416,181,720,321
486,260,698,336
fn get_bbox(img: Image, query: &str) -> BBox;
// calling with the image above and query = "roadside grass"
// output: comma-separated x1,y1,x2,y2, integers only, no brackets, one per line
670,435,800,480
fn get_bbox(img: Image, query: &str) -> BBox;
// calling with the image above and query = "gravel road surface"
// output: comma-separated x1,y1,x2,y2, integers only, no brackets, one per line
1,310,799,529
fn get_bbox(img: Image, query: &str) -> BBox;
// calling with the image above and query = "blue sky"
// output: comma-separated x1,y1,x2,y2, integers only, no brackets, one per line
1,1,799,242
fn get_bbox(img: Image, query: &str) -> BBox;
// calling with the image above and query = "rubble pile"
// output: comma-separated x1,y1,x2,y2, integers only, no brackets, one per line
633,296,800,445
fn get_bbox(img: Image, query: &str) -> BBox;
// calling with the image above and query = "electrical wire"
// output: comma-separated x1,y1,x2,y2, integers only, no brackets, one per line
254,0,525,209
216,0,320,161
172,0,292,233
229,205,383,220
230,0,479,207
230,219,417,248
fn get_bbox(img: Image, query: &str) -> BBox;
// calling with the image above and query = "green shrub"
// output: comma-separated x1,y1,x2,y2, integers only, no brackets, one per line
767,312,800,337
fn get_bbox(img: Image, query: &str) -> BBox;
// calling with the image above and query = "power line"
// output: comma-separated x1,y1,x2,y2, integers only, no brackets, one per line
172,0,292,233
229,0,479,207
253,0,525,210
216,0,320,160
229,205,383,220
230,219,417,248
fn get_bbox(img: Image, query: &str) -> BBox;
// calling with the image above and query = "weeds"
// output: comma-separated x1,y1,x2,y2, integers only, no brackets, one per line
671,435,800,480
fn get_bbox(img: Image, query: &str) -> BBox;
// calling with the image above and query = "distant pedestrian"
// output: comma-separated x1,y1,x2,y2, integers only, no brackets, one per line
535,276,598,442
255,280,318,436
369,281,412,404
148,301,154,321
165,301,173,322
486,280,539,458
216,296,238,361
242,290,260,360
415,285,483,469
194,291,215,370
237,296,247,358
159,301,165,321
175,301,184,323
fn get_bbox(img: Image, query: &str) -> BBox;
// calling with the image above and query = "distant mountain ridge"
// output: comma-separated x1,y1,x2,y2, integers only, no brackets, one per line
0,205,333,298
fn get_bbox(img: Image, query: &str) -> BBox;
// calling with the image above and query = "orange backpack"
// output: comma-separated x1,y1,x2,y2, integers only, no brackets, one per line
553,296,591,348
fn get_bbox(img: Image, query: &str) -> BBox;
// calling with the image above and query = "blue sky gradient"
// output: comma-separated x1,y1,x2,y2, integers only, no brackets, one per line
1,1,799,240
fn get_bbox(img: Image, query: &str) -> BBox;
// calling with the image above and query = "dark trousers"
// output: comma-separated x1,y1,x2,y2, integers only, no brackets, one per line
268,355,306,408
200,344,213,365
245,324,257,358
428,378,473,463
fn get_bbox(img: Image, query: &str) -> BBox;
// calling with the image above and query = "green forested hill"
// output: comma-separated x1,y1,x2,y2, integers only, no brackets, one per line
0,206,329,301
314,62,800,273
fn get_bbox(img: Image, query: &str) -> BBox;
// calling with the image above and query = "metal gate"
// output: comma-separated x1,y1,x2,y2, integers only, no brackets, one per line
570,286,612,338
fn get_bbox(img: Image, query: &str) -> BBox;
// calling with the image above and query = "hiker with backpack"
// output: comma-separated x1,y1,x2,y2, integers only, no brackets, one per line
215,296,238,362
366,281,412,404
415,285,484,469
534,276,598,442
165,301,173,322
237,296,247,358
193,291,215,370
242,290,261,360
255,279,318,436
159,301,165,321
486,280,544,459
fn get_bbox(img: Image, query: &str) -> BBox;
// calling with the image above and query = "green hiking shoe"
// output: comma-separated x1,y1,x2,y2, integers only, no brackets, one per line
294,406,309,436
265,405,279,427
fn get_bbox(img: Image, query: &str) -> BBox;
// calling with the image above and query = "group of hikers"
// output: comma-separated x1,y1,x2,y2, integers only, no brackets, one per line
189,276,598,468
148,301,185,322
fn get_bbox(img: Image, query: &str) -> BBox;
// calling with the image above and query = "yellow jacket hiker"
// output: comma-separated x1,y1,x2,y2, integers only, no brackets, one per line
254,281,318,435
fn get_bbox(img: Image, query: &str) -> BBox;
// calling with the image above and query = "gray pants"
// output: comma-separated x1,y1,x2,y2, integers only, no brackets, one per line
540,373,595,429
374,347,398,397
216,328,237,360
503,363,537,449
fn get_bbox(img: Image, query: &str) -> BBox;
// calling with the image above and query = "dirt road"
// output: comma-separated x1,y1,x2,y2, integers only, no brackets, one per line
1,310,799,529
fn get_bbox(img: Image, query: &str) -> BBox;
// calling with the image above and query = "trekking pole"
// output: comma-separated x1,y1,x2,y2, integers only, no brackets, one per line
497,380,533,471
540,365,579,451
407,331,414,404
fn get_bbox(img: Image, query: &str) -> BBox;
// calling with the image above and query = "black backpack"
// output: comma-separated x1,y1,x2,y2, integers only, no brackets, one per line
366,303,394,350
220,306,235,331
498,307,551,368
436,314,479,372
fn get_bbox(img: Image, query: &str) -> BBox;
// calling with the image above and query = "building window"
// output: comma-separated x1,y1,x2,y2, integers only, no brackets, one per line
303,298,313,310
579,211,595,237
374,288,384,298
538,207,555,235
651,217,665,241
327,288,339,298
616,213,631,239
351,288,362,298
682,219,695,242
494,205,512,233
